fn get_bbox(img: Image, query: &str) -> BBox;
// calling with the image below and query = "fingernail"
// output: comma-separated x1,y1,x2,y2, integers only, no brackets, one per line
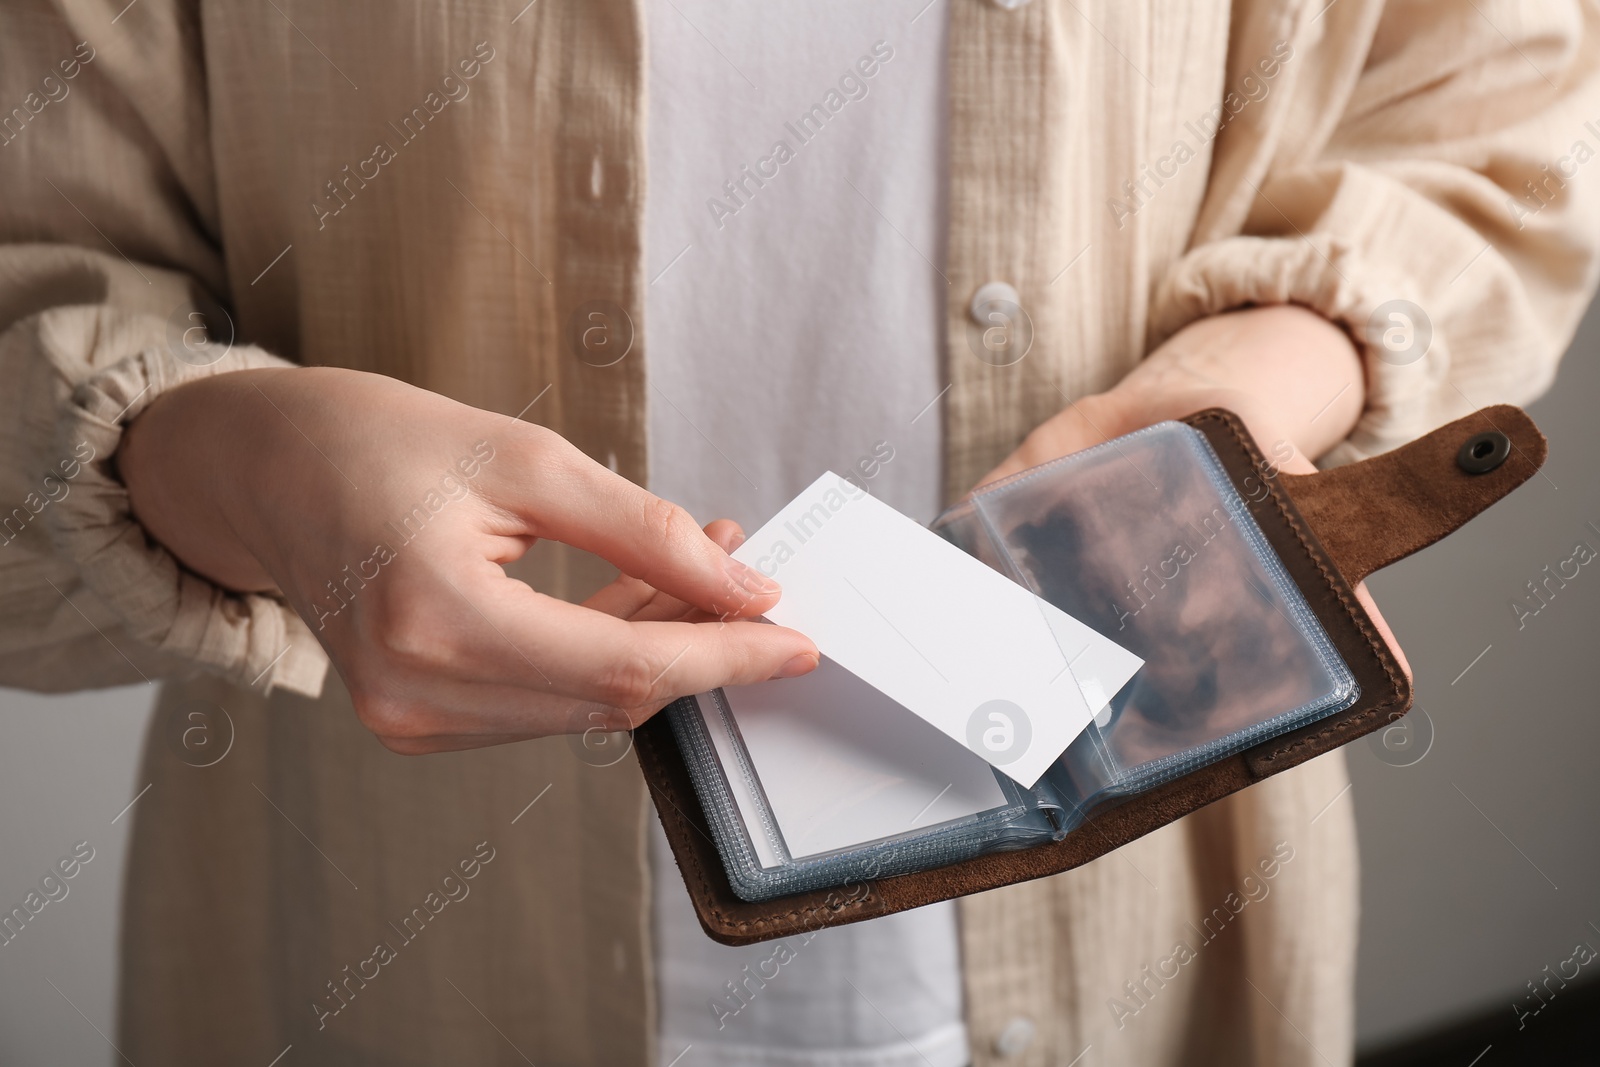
769,653,818,680
727,559,779,597
727,530,747,551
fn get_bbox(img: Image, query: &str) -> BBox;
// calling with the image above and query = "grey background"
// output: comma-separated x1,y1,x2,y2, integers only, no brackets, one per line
1352,294,1600,1047
2,302,1597,1063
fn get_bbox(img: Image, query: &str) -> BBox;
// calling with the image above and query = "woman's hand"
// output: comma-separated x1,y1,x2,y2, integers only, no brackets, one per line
119,366,818,753
979,305,1365,486
979,304,1410,676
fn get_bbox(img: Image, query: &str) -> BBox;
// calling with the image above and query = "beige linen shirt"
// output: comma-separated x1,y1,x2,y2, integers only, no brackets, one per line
3,1,1598,1064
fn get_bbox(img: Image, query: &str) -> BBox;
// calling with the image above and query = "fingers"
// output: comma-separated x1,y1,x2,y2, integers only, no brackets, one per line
583,576,702,624
583,574,668,620
582,519,750,623
500,594,817,705
415,566,816,705
628,520,750,621
351,673,628,753
975,452,1033,490
972,402,1117,491
492,431,778,619
701,518,746,552
1353,580,1412,681
350,585,818,753
363,609,817,751
335,440,819,753
378,732,541,755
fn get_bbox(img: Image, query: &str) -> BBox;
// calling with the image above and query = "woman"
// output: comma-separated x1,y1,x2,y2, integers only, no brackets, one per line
2,0,1596,1064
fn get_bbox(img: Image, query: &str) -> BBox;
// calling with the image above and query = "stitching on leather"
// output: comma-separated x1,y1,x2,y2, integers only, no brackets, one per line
1190,411,1407,765
636,731,873,933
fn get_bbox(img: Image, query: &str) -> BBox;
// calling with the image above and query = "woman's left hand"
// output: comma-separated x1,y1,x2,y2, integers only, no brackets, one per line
977,304,1410,678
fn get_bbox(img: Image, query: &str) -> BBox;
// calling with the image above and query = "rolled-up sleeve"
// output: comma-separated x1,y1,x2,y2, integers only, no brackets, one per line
0,2,327,696
1152,0,1600,465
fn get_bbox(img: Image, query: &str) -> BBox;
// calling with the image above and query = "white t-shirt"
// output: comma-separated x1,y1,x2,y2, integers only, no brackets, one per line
643,2,966,1065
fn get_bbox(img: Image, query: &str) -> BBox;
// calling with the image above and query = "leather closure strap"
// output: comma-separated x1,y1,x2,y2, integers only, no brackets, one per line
1280,405,1547,587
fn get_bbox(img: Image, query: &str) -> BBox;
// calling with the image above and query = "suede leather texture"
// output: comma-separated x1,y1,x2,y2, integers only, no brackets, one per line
636,406,1547,946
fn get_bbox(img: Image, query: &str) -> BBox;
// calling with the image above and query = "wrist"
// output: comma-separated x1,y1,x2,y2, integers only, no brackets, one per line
121,368,286,592
1102,305,1363,465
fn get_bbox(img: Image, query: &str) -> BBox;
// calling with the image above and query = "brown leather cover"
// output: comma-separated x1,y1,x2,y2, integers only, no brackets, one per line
635,405,1548,946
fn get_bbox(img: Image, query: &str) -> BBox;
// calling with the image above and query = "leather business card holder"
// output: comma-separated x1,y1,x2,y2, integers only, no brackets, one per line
636,405,1546,945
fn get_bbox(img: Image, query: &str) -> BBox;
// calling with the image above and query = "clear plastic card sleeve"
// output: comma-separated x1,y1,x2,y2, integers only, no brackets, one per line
665,422,1359,902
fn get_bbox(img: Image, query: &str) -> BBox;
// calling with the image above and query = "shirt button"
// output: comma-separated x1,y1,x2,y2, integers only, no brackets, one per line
994,1016,1037,1057
970,280,1022,325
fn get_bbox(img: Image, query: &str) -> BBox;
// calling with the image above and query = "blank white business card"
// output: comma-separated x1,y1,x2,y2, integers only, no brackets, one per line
732,472,1143,787
705,657,1010,863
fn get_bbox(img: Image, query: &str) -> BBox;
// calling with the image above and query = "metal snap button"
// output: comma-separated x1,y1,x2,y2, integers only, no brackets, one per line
1456,430,1511,474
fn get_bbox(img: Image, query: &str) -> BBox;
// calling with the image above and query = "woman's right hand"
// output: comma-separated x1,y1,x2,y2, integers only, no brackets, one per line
118,366,818,753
